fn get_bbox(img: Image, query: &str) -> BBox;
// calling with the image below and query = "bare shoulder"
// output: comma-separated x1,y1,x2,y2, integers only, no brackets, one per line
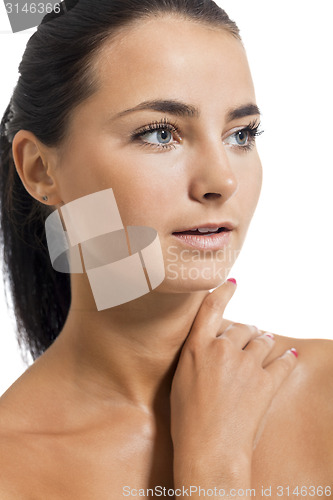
0,363,53,499
223,317,333,379
0,410,27,499
267,332,333,482
227,319,333,484
254,325,333,400
258,328,333,470
224,317,333,430
264,330,333,387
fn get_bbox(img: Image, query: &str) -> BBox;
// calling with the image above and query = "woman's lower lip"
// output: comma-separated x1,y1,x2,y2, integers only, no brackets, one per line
171,230,232,250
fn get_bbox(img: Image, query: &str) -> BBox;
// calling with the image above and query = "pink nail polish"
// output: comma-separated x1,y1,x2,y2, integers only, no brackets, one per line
265,333,274,339
290,348,298,358
227,278,237,285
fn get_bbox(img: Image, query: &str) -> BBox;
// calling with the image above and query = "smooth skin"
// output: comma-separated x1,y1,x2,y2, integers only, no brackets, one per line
0,15,332,499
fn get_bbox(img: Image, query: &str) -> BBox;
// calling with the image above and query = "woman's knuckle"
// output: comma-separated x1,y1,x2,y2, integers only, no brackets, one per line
254,334,269,345
184,337,204,362
246,324,261,334
185,337,201,355
217,334,232,346
211,337,228,359
233,322,248,330
223,322,246,335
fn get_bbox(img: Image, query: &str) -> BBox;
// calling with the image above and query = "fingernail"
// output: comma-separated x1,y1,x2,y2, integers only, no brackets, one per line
227,278,237,285
290,348,298,358
264,333,275,339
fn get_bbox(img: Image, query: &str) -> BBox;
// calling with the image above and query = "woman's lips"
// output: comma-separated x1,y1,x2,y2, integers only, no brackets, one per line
171,228,232,250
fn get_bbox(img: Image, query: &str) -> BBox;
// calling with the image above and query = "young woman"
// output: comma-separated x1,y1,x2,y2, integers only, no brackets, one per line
0,0,332,498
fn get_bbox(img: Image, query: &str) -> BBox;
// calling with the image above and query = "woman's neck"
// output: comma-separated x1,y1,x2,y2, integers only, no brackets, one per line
52,280,210,413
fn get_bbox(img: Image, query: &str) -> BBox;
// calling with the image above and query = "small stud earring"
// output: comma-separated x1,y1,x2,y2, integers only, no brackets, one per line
42,195,48,201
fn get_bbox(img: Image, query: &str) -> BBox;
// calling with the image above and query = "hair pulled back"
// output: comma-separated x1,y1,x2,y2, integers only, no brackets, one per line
0,0,240,362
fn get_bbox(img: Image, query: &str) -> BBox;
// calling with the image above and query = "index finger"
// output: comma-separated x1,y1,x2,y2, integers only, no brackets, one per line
187,278,238,343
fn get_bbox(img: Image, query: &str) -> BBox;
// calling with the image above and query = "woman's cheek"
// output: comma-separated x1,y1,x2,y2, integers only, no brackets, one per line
240,156,262,212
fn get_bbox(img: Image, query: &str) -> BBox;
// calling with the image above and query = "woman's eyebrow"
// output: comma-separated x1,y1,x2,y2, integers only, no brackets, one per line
227,103,261,120
111,99,261,120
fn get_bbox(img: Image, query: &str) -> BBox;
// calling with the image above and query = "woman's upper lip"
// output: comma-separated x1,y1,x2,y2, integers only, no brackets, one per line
172,222,236,233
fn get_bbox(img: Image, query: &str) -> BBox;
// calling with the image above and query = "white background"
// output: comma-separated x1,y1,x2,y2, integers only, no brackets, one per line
1,1,332,395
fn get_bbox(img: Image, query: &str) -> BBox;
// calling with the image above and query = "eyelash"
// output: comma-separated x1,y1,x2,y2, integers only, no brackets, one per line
228,120,264,153
131,117,180,151
130,117,263,152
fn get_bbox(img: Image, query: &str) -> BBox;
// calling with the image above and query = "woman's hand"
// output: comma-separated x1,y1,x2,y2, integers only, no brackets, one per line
170,279,298,493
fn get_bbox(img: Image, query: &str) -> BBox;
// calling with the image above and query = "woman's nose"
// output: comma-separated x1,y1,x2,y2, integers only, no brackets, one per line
188,141,238,203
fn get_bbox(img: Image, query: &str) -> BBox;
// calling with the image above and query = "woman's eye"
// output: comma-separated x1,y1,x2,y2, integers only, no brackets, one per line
224,129,251,147
131,122,180,151
234,130,249,146
142,128,174,145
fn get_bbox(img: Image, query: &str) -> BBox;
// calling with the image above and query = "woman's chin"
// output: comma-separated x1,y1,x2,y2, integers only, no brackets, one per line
156,273,231,294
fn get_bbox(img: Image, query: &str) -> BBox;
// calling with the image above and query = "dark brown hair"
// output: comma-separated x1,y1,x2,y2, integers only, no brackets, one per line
0,0,240,362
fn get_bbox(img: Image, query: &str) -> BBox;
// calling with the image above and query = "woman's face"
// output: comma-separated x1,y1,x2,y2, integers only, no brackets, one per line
52,16,262,293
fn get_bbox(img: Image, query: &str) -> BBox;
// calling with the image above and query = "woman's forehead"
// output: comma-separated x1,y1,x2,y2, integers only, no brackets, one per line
91,17,255,114
63,17,256,133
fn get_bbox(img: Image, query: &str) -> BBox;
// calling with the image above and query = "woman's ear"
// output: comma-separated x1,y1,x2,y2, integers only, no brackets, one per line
11,129,63,206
